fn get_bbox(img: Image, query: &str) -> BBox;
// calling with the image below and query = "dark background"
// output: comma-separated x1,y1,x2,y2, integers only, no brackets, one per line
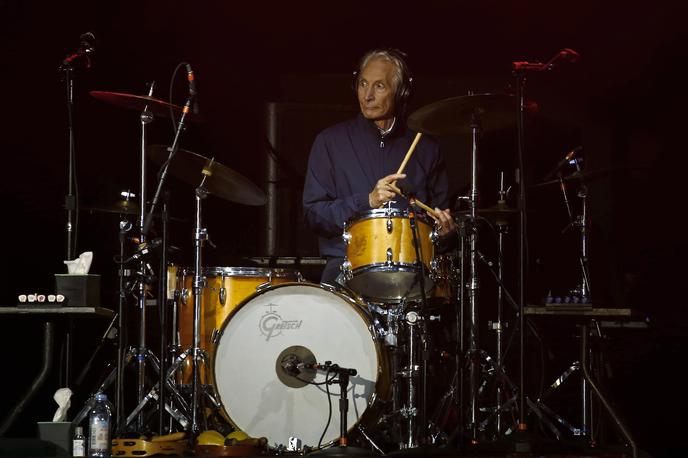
0,1,686,456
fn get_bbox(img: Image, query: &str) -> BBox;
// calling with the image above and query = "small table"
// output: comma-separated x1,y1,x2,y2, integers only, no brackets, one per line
524,306,644,458
0,306,115,435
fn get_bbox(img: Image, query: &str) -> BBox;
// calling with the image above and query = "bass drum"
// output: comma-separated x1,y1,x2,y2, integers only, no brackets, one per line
212,283,390,450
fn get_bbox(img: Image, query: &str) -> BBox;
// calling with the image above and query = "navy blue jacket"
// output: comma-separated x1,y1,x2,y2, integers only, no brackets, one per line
303,114,449,258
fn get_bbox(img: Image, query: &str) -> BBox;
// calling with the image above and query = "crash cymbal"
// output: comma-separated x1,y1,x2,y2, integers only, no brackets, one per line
148,145,267,206
408,93,528,137
90,91,202,122
529,168,619,189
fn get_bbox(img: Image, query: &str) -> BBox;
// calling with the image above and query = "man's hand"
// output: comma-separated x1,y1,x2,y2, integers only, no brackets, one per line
431,207,456,237
369,173,406,208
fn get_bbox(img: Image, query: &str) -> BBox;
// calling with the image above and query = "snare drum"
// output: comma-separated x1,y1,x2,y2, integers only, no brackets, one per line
212,282,390,450
342,208,436,302
175,267,302,381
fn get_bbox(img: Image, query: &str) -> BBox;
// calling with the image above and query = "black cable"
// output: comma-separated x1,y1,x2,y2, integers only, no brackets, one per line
318,367,334,448
168,62,185,134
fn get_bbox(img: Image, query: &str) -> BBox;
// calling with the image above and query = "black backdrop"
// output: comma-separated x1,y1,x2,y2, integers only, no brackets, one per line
1,1,686,456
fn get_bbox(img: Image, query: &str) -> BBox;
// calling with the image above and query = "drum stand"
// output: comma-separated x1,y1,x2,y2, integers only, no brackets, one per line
463,112,482,440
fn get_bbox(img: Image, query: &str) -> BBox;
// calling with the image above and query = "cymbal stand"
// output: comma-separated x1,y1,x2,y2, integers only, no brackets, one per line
132,82,160,432
492,172,512,435
464,111,482,440
568,162,592,301
131,84,196,433
190,160,214,435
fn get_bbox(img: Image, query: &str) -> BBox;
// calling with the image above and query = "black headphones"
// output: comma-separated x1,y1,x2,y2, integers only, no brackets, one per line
352,48,413,116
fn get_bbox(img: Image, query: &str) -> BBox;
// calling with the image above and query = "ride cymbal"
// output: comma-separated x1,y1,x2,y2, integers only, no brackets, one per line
90,91,203,122
529,168,620,189
408,93,529,137
148,145,267,206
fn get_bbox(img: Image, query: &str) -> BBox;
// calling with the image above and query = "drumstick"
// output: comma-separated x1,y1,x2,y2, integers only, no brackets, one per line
389,182,440,219
396,132,423,175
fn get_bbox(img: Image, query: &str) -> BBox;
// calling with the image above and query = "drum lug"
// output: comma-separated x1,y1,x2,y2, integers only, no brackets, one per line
211,328,220,344
342,230,351,245
386,247,394,265
341,259,353,280
386,217,393,233
219,287,226,306
429,258,439,281
430,227,440,244
181,288,189,305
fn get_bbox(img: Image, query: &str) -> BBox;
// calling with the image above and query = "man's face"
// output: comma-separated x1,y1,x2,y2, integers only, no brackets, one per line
357,58,397,122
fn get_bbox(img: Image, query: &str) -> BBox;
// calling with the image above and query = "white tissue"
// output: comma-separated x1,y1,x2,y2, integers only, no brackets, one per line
64,251,93,274
52,387,72,422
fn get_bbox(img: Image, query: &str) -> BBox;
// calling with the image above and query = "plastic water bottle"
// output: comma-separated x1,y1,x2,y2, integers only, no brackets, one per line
88,392,112,457
72,426,85,457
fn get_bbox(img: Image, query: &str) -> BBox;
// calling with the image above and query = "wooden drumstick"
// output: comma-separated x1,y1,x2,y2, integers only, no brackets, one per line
389,182,439,219
396,132,423,175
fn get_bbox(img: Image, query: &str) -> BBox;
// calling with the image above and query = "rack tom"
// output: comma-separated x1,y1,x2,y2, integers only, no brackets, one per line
342,208,436,302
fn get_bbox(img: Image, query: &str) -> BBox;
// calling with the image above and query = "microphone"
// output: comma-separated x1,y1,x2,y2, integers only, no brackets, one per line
281,360,301,377
299,362,357,376
121,238,163,264
185,63,199,114
62,31,96,68
543,146,582,181
559,48,580,63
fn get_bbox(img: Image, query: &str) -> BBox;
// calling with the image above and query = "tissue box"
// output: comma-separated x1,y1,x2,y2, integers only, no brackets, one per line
55,274,101,307
37,421,72,456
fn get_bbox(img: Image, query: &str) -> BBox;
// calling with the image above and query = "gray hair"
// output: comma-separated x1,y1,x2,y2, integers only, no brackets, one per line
356,48,410,92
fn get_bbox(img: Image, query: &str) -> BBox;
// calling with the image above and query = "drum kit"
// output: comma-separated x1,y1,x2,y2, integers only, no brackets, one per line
71,59,607,455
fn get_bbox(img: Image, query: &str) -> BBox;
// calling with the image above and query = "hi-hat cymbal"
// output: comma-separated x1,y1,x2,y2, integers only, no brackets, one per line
408,93,528,137
81,199,139,216
454,203,518,221
90,91,203,122
148,145,267,206
79,201,186,222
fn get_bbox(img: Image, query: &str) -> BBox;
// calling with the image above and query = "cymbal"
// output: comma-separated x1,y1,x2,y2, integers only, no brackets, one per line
148,145,267,206
407,93,526,136
80,201,186,222
529,168,618,189
455,203,518,220
81,200,139,216
90,91,202,122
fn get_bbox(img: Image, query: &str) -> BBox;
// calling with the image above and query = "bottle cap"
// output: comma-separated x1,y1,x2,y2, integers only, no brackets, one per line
75,426,83,435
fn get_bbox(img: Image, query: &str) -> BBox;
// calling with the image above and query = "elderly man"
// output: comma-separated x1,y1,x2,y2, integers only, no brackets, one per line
303,48,455,287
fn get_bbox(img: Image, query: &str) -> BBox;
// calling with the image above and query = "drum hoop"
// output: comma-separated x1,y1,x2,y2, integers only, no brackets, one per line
179,266,300,278
349,208,432,225
210,281,390,448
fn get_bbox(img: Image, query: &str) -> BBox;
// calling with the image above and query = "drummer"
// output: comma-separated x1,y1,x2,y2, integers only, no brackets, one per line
303,48,456,285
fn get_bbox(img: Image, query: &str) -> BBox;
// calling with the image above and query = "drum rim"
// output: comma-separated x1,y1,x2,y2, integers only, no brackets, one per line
209,281,391,450
179,266,301,278
348,207,433,225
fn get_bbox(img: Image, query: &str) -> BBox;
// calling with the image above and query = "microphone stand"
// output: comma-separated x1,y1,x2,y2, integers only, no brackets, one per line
59,61,77,262
310,364,369,457
511,49,578,450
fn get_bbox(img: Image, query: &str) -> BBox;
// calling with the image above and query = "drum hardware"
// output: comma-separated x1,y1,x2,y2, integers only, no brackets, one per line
408,92,526,444
92,81,173,433
307,362,373,457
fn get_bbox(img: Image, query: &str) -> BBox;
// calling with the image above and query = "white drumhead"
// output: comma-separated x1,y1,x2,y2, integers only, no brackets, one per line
213,283,382,449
